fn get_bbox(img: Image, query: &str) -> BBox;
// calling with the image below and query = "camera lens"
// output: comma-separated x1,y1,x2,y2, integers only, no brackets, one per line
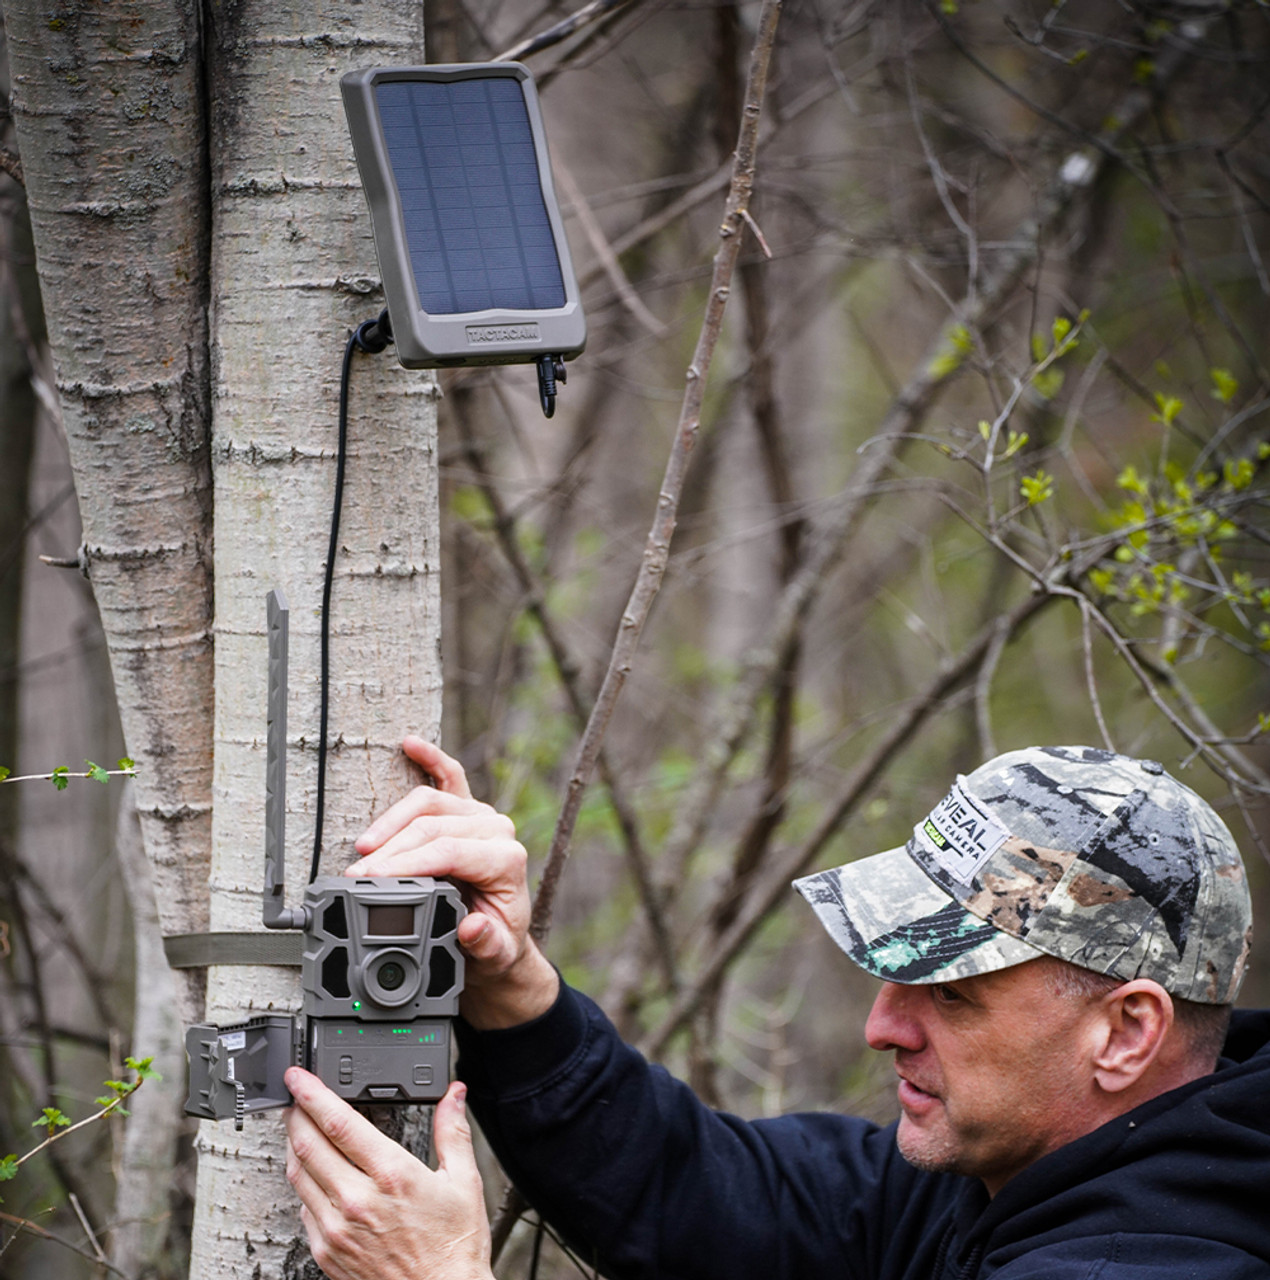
377,960,406,991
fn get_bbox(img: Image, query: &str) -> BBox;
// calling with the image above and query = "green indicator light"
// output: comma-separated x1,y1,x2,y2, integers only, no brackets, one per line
358,1028,365,1034
352,1001,362,1010
336,1028,344,1035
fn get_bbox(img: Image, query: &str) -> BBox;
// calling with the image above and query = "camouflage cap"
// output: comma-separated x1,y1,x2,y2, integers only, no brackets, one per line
793,745,1252,1004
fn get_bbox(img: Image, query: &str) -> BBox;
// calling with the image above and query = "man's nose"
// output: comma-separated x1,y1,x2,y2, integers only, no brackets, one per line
864,981,925,1053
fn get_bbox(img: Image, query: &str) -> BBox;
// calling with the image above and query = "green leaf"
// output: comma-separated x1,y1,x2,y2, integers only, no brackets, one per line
118,757,135,772
1051,316,1073,346
1031,368,1064,400
1151,393,1183,426
1116,465,1149,496
1089,567,1117,597
1224,457,1254,492
0,1153,19,1181
1209,367,1239,405
978,419,992,441
949,324,974,354
927,350,962,379
1020,470,1054,506
33,1107,70,1136
1003,430,1029,459
50,766,70,791
0,766,9,782
86,760,110,784
125,1056,160,1082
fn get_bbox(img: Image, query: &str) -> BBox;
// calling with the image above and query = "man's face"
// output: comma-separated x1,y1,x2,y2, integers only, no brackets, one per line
864,959,1105,1196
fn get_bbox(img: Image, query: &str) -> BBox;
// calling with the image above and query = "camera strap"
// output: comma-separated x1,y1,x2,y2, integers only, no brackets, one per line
163,931,305,969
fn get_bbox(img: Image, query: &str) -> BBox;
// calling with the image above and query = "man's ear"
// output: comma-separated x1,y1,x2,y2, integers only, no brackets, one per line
1091,979,1174,1094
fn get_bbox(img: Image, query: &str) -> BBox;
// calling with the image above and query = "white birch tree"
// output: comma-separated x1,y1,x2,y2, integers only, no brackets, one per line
6,1,439,1275
193,3,436,1275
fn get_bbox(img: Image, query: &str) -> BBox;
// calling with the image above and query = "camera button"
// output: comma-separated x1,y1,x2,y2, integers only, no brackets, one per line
413,1065,434,1086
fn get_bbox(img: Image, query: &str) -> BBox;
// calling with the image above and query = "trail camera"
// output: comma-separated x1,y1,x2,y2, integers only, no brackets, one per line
184,590,465,1128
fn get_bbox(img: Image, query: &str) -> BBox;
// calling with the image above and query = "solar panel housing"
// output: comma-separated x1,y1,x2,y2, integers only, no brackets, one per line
342,64,586,370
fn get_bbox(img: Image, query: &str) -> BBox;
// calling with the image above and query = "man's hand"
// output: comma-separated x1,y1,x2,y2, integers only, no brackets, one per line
285,1068,491,1280
349,735,558,1029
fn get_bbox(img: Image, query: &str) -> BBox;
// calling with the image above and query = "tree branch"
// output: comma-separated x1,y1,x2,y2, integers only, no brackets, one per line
527,0,785,945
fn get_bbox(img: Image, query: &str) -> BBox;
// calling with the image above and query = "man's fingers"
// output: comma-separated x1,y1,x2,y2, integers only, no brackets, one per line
433,1083,482,1190
285,1067,402,1179
348,835,528,894
456,911,517,966
352,811,517,872
402,736,474,800
355,785,488,856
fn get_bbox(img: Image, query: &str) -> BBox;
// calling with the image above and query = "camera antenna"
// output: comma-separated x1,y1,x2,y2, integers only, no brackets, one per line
263,589,305,930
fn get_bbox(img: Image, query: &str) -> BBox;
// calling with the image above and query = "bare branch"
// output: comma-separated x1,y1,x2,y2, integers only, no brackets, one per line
1079,599,1116,752
554,157,668,338
497,0,644,63
0,148,23,186
449,394,678,989
528,0,785,945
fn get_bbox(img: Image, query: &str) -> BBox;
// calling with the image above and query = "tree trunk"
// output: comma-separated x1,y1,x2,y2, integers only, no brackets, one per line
5,0,215,1027
190,3,436,1275
113,780,189,1280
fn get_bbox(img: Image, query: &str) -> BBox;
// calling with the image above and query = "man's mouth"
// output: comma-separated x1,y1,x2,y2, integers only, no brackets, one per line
896,1075,940,1115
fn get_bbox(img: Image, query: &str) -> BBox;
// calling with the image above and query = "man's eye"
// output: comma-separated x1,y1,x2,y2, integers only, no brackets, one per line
932,984,962,1004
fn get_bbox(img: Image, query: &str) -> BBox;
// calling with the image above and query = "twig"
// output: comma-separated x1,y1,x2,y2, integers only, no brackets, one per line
739,209,772,259
973,614,1011,760
1079,598,1116,751
450,396,678,989
553,158,668,338
527,0,785,946
1,767,136,786
2,852,118,1030
0,148,23,185
68,1192,108,1265
16,1095,132,1171
0,1211,137,1280
496,0,642,62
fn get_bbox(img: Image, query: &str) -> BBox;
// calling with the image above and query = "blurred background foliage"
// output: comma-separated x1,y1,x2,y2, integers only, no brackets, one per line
431,0,1270,1131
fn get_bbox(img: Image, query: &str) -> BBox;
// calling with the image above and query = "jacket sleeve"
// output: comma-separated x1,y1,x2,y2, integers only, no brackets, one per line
455,981,945,1280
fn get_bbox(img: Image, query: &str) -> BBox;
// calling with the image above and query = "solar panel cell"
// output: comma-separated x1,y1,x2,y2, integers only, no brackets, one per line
373,74,566,315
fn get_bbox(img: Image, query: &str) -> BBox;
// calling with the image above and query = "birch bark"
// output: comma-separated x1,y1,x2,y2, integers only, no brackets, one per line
5,0,214,1026
191,3,438,1275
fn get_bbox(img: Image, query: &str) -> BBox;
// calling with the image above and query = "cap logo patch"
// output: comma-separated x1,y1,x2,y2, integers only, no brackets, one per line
916,779,1010,885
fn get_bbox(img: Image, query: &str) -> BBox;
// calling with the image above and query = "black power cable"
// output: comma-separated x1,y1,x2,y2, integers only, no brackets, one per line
311,311,393,884
311,310,557,880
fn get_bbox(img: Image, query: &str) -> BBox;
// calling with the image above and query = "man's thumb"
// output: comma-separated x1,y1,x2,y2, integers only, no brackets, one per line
435,1082,480,1183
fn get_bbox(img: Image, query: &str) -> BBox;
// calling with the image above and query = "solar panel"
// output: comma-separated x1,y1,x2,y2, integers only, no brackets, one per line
342,65,586,372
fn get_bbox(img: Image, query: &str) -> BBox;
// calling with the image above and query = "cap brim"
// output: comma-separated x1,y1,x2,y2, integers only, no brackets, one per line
793,845,1046,985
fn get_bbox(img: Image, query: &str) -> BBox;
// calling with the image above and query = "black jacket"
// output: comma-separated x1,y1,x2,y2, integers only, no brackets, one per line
457,985,1270,1279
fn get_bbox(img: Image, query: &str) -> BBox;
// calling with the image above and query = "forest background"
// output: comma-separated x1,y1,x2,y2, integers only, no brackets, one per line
1,1,1269,1278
